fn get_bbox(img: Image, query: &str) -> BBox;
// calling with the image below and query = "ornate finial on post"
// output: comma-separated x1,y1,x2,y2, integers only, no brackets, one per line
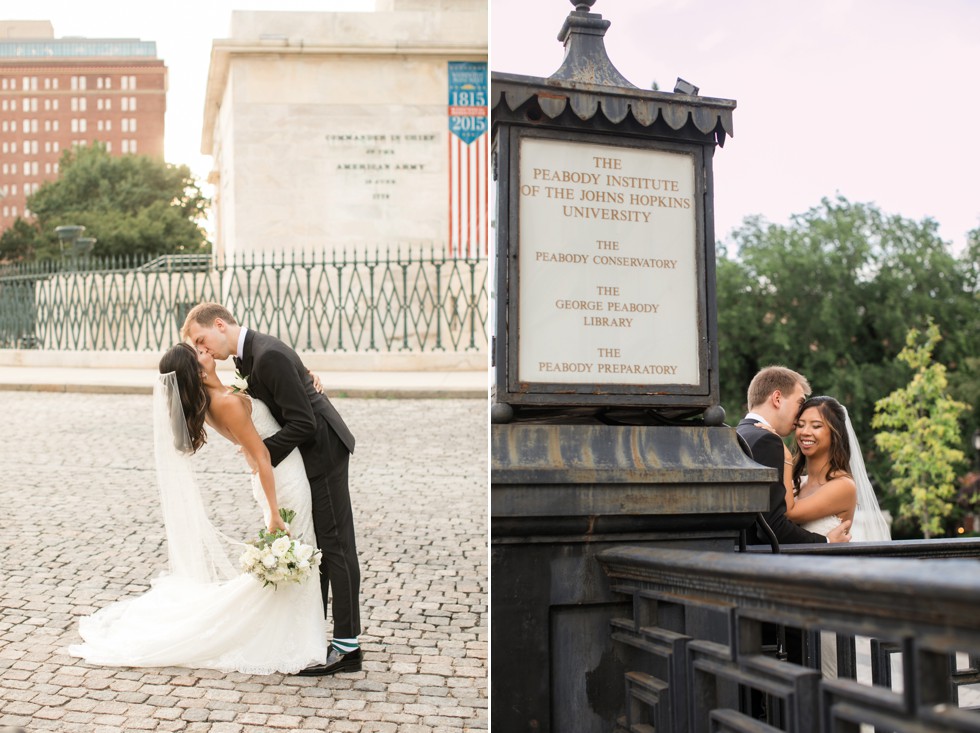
550,0,635,87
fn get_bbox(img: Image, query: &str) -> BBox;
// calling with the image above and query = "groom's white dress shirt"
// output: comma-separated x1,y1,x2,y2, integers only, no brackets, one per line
236,326,249,361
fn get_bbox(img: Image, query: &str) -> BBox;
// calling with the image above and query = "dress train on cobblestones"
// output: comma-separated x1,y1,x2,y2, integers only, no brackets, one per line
68,395,328,674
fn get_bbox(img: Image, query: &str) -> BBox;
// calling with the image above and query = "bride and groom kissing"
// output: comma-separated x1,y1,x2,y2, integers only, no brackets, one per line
69,302,362,677
737,365,891,547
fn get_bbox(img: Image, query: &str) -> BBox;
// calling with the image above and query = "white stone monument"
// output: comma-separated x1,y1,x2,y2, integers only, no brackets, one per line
202,0,488,259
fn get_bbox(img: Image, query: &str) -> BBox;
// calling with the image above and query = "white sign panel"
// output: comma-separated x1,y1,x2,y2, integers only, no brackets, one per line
517,137,701,386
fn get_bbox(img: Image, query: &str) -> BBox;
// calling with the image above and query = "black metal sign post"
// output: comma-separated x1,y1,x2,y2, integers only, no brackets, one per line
490,3,773,731
492,1,734,424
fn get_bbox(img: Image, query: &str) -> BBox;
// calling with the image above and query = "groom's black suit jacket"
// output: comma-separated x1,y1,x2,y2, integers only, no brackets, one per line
736,417,826,545
236,329,355,476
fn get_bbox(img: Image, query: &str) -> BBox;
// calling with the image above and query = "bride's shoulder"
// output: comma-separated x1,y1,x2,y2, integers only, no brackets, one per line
209,390,252,423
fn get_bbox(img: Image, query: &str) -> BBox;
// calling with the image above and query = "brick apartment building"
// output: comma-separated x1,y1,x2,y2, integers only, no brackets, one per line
0,20,166,231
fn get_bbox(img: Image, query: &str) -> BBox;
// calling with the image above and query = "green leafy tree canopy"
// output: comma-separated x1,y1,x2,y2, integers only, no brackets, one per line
0,142,209,261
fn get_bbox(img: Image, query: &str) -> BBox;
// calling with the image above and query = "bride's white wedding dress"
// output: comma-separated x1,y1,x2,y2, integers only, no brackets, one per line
798,410,891,680
68,395,328,674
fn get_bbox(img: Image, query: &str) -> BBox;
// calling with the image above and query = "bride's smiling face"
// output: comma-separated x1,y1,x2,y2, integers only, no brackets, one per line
795,406,830,457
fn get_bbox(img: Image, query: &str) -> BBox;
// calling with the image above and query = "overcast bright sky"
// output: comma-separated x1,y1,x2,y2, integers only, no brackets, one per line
5,0,374,185
491,0,980,253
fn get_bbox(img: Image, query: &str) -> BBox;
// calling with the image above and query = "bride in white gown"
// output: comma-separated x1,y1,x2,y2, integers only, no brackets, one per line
781,395,891,678
68,343,328,674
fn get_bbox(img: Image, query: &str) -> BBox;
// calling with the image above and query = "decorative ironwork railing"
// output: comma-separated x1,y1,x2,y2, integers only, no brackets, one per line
0,249,488,352
598,539,980,733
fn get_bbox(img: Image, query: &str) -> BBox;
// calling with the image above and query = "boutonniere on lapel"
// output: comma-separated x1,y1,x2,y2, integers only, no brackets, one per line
230,370,250,395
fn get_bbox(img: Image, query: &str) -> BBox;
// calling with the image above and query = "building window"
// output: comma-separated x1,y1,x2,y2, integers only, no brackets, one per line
52,120,58,132
121,75,137,90
53,141,59,152
10,142,16,153
105,120,111,131
80,119,87,132
71,119,78,133
129,96,137,110
105,141,111,152
129,118,137,132
121,97,127,112
52,99,58,111
1,121,6,132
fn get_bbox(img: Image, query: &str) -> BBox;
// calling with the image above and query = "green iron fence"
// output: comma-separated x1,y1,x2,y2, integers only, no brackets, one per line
0,248,488,352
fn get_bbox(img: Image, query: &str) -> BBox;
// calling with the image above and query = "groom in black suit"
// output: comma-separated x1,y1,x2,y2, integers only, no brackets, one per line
736,365,851,546
183,302,362,675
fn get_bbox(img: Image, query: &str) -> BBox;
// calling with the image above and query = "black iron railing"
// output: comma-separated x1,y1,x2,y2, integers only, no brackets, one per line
598,539,980,733
0,249,487,352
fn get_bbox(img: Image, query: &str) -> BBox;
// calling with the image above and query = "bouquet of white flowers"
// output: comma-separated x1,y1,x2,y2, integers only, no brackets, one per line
239,508,321,589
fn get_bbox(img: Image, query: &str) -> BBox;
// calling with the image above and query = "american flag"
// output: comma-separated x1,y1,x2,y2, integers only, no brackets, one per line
448,62,488,259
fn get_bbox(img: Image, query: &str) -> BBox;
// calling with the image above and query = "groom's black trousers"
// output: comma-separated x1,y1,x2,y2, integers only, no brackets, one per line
308,422,361,639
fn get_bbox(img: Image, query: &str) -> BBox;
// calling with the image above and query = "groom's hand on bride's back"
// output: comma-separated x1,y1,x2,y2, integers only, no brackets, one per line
827,520,852,543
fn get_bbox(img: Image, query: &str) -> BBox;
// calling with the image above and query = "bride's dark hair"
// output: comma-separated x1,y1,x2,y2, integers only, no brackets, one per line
159,342,209,453
791,395,851,493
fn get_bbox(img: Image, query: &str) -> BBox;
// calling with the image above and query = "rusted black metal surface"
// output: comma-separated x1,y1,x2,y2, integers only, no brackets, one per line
598,543,980,732
491,423,775,732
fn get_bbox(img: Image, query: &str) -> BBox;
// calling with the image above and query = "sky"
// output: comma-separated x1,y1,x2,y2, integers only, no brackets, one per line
4,0,374,187
491,0,980,254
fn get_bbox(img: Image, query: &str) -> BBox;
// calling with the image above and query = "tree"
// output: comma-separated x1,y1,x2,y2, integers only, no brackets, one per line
2,143,209,261
0,217,49,261
871,321,968,538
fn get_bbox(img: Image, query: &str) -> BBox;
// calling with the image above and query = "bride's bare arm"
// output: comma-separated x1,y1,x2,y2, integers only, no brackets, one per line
208,396,287,534
785,476,856,524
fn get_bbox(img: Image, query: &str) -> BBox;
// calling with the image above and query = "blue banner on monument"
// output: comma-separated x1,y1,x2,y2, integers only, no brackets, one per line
448,61,487,145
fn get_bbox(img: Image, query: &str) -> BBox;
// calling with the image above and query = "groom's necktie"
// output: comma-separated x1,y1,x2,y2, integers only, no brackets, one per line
234,356,244,372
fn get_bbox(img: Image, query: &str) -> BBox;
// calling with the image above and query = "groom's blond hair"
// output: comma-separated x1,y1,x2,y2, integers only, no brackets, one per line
181,302,238,339
746,365,810,410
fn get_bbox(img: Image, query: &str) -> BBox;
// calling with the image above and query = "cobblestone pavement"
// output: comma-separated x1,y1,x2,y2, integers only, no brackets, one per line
0,393,487,732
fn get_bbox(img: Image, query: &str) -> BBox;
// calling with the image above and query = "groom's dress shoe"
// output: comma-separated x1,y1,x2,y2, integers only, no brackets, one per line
297,647,363,676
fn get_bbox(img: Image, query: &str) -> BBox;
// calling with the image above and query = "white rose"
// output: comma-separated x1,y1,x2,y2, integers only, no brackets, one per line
261,551,278,569
294,544,314,563
240,546,261,569
231,373,249,392
271,536,292,558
